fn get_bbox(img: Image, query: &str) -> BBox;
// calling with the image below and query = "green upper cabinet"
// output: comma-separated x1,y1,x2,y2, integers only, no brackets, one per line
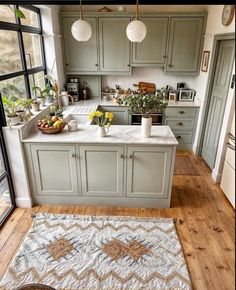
62,17,98,73
99,17,131,73
132,17,168,66
165,17,204,73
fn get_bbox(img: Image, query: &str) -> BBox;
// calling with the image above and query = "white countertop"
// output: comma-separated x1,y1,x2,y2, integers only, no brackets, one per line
22,125,178,146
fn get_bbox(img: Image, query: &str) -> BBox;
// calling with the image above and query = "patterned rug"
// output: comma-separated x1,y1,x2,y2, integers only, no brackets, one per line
0,213,192,290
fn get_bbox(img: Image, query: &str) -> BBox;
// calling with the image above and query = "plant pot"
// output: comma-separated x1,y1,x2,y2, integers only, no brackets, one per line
97,126,109,137
7,115,20,126
37,97,46,107
32,102,40,112
46,95,54,104
141,116,152,138
16,110,26,122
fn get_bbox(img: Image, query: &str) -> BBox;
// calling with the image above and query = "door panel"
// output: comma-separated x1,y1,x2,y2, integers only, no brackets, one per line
201,40,235,169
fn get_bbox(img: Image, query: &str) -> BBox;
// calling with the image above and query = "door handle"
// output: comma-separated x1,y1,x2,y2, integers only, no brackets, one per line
129,154,134,159
71,153,77,158
179,111,185,114
226,142,235,150
177,122,183,126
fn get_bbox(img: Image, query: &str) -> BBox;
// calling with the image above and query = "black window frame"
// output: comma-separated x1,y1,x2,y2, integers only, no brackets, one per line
0,4,47,99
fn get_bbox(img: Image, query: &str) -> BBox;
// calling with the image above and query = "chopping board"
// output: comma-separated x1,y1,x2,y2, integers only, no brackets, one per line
133,82,156,93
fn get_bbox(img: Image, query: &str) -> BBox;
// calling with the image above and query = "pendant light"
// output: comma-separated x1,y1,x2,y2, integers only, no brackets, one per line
126,0,147,42
71,0,92,42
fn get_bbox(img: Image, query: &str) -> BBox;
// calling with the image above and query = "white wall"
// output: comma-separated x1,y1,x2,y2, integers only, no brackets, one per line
193,5,235,182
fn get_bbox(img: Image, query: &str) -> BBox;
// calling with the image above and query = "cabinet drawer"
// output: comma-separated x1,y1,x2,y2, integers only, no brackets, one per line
165,107,197,118
172,131,193,144
165,118,195,130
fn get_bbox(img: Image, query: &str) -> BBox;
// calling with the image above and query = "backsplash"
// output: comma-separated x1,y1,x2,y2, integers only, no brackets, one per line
102,67,197,92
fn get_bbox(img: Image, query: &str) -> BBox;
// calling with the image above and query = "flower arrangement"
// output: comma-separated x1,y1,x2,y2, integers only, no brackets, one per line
88,111,114,127
121,89,168,118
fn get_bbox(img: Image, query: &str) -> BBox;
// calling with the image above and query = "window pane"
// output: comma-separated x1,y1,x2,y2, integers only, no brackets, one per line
0,178,13,216
20,7,39,28
0,76,26,98
23,33,42,69
0,149,5,176
0,5,16,23
29,71,45,98
0,30,22,76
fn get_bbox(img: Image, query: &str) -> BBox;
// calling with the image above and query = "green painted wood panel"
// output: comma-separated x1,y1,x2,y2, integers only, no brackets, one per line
166,17,204,73
80,145,124,196
99,106,129,125
126,146,173,198
62,17,98,73
201,40,235,169
99,17,131,72
132,17,168,65
165,107,197,118
30,144,79,196
165,118,195,130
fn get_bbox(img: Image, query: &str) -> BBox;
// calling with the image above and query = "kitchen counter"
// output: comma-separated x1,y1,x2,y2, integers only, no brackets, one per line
23,124,178,146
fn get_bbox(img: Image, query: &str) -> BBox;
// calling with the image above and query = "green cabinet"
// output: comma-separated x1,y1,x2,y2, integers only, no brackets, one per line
99,17,131,73
164,106,199,150
132,17,168,66
62,17,98,73
98,105,130,125
165,17,204,73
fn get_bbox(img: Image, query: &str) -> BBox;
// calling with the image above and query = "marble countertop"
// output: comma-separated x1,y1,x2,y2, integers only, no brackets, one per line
22,125,178,146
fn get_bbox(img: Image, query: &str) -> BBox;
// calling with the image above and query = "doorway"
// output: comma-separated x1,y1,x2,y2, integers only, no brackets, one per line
200,37,235,169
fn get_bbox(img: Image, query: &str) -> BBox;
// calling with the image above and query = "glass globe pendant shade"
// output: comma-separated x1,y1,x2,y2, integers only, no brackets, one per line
71,19,92,41
126,19,147,42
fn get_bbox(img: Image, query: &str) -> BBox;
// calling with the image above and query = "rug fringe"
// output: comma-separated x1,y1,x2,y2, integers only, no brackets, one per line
30,214,36,218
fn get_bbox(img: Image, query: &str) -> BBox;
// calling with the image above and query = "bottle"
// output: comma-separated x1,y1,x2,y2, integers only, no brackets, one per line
82,81,89,100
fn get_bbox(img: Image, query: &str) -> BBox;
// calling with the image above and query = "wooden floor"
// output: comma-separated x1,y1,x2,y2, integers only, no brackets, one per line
0,151,234,290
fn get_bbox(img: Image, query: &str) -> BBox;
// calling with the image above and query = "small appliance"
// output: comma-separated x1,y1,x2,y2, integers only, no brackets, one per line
66,82,79,102
178,89,195,101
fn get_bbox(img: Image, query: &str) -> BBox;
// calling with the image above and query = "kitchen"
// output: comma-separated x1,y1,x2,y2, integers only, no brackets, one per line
0,3,235,290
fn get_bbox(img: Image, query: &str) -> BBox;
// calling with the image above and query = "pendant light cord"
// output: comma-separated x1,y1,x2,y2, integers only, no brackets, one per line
136,0,139,20
80,0,82,19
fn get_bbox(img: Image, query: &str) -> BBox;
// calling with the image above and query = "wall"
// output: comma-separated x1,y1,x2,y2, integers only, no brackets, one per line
193,5,235,182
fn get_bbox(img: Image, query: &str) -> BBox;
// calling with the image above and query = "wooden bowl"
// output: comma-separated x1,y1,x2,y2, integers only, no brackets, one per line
37,122,66,134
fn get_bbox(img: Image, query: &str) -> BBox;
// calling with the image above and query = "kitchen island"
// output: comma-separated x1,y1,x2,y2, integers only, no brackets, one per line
23,125,178,208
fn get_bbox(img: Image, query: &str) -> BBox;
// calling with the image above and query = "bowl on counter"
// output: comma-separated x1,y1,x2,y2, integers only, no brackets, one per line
37,123,66,134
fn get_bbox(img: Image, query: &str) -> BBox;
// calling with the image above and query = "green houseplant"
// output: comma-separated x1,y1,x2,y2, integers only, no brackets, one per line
32,86,50,107
122,89,168,137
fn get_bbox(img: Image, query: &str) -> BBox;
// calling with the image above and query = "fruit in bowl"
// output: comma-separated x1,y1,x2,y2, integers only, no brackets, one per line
37,116,66,134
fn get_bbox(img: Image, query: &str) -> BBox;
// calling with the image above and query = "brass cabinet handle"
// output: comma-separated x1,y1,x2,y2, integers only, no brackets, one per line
72,153,76,158
168,64,173,67
176,136,182,139
129,154,134,159
120,154,124,159
179,111,185,114
66,63,69,66
95,64,98,67
177,122,183,126
163,55,167,58
127,64,131,67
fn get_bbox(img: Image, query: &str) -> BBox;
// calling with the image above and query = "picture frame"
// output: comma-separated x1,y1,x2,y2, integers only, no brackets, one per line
201,51,210,72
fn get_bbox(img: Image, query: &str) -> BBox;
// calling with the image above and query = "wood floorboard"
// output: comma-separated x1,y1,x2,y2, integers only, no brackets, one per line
0,152,234,290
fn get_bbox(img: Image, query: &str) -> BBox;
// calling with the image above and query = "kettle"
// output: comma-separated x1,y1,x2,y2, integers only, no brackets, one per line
59,91,74,106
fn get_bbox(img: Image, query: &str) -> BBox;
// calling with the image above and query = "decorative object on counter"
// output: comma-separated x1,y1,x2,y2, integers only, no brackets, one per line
201,50,210,72
133,82,156,94
88,111,114,137
126,0,147,43
37,115,66,134
49,105,64,118
32,86,50,107
178,89,196,101
71,0,92,42
66,82,79,102
81,81,89,100
45,73,60,106
122,89,168,137
31,100,40,112
176,82,185,90
16,109,27,123
168,90,178,103
18,98,34,118
59,91,74,107
68,120,78,132
98,6,112,12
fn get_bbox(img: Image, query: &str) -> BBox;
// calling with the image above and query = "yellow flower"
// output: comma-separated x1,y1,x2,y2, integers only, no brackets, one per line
105,112,113,120
95,111,103,117
88,112,96,121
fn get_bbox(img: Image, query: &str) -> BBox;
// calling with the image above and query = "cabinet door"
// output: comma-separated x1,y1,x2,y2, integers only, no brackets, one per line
99,106,129,125
30,144,79,196
99,18,131,73
80,146,124,196
166,17,204,73
132,17,168,65
62,17,98,73
127,146,173,198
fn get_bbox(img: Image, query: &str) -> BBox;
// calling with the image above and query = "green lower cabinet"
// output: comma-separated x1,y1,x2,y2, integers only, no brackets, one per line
98,106,129,125
27,144,80,198
80,145,124,197
126,146,173,199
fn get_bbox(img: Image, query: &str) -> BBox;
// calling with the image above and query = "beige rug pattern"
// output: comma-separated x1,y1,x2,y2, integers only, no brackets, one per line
0,214,192,290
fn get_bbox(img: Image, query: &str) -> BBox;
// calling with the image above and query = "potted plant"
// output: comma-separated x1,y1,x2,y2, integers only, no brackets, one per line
31,100,40,112
122,89,168,137
17,98,34,118
88,111,114,137
32,86,50,107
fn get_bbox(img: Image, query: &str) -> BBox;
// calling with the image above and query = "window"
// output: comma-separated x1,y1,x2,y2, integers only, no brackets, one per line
0,5,46,106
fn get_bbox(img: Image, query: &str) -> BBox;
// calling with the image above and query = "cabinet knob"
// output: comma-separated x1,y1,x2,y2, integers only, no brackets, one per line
163,55,167,58
129,154,134,159
177,122,183,126
72,153,76,158
168,64,173,67
176,135,182,139
127,64,131,67
120,154,124,159
95,64,98,67
179,111,185,114
66,63,69,66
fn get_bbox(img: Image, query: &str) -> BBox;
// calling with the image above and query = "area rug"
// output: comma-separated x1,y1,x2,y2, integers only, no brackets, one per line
0,213,192,290
174,155,200,176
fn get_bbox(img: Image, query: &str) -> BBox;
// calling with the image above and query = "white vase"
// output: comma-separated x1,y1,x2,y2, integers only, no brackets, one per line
141,117,152,138
97,126,109,137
